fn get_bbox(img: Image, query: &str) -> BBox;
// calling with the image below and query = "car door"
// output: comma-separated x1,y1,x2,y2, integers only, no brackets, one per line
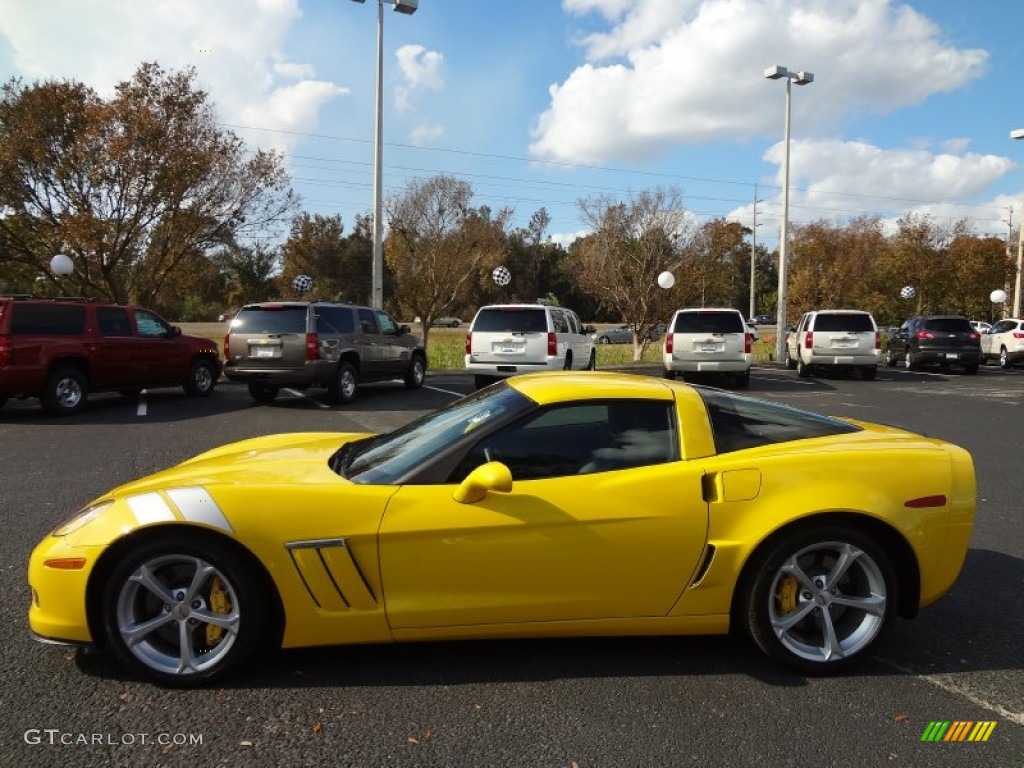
373,309,409,375
355,307,388,378
378,400,709,629
91,306,141,388
131,308,184,385
984,320,1010,357
788,314,809,361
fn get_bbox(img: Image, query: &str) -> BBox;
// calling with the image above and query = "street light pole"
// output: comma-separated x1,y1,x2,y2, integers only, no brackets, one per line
749,183,761,320
1012,128,1024,316
352,0,419,309
765,65,813,362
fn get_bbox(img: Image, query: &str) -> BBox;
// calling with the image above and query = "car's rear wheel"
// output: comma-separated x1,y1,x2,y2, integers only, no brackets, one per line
330,362,359,404
903,350,917,371
786,352,797,370
42,365,88,416
184,358,217,397
1000,347,1011,369
735,370,750,389
860,366,877,381
796,358,812,378
563,352,572,371
247,382,279,403
101,533,270,686
404,353,426,389
587,350,597,370
885,348,898,367
740,524,896,674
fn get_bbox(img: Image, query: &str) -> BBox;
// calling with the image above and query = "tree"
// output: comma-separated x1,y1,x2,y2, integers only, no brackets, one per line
572,187,692,360
0,62,297,304
212,242,280,308
385,175,511,347
279,212,371,302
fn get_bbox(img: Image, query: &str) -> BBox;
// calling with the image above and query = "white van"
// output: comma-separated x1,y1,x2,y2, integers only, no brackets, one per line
786,310,880,379
662,307,751,387
465,304,596,389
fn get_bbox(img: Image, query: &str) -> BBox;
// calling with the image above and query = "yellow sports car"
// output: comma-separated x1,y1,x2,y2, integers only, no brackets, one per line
28,372,975,685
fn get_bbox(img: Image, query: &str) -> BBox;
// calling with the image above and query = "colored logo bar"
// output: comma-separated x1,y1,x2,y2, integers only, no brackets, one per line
921,721,997,742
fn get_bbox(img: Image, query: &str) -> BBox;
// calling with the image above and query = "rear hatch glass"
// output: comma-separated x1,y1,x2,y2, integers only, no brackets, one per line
472,308,547,333
814,313,874,332
672,311,744,334
232,306,308,334
923,318,973,334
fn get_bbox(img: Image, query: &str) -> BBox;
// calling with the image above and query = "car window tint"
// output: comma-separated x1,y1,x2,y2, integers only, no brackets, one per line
233,306,308,334
924,318,972,333
567,312,580,334
451,400,678,482
316,307,354,334
135,310,169,338
673,311,744,334
97,307,132,337
357,308,378,334
814,313,874,332
698,387,860,454
11,304,86,334
375,311,397,334
472,308,548,333
551,310,569,333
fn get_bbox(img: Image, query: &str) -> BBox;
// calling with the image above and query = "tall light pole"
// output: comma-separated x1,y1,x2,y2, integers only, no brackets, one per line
765,65,813,361
749,183,761,320
351,0,419,309
1011,128,1024,316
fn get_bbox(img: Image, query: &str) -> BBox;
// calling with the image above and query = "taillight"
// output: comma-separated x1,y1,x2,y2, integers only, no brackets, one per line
804,331,813,349
915,330,934,340
665,333,673,354
968,332,980,340
1014,332,1024,339
744,333,752,354
547,332,557,357
223,333,230,360
306,333,319,361
0,334,10,366
875,331,881,349
465,332,472,354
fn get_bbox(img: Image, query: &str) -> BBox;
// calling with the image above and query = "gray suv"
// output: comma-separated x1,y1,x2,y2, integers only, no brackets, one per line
223,302,426,404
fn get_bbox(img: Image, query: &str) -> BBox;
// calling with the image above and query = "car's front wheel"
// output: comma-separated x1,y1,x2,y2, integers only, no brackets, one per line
904,349,918,371
100,533,272,686
885,348,898,367
404,353,426,389
42,365,88,416
330,362,359,404
184,358,217,397
740,524,897,674
1000,347,1012,370
587,350,596,370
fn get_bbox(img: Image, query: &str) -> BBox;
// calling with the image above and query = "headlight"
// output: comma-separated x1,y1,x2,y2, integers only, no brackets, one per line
52,500,114,536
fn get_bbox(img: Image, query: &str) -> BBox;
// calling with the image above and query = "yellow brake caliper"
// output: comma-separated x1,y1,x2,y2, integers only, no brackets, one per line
205,576,231,646
777,574,799,614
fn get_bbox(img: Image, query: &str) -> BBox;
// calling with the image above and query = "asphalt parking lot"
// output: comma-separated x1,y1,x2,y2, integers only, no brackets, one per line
1,363,1021,767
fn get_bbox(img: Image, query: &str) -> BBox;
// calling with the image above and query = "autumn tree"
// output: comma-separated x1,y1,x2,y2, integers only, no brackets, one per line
385,175,511,347
0,62,297,304
572,187,692,359
212,242,281,308
279,212,371,302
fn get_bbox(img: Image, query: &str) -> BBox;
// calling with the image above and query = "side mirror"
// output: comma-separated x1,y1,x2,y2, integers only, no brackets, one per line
583,325,596,334
398,324,411,335
170,325,182,338
453,461,513,504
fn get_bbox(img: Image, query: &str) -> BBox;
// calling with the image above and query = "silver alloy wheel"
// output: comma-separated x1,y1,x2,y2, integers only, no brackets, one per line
54,374,83,409
904,351,913,369
768,540,887,663
339,368,357,399
194,363,214,392
411,358,425,385
1000,347,1010,369
115,554,240,677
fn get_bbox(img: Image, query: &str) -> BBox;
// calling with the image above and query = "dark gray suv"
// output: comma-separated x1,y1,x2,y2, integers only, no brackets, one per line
223,302,426,403
886,315,981,374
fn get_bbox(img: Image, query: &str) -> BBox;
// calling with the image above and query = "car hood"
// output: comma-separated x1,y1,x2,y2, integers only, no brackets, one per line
108,432,372,497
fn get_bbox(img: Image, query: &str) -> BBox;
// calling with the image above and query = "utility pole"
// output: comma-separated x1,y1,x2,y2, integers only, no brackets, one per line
749,184,761,320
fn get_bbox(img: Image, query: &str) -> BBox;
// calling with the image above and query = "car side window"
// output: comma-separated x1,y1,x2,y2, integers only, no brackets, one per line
96,307,132,337
357,308,378,334
551,310,569,334
449,400,678,482
567,311,580,335
134,310,170,338
316,307,355,334
375,310,397,335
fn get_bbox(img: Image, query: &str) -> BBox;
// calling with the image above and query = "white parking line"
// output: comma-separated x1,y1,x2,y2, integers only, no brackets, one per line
137,390,147,417
425,384,466,398
283,388,331,409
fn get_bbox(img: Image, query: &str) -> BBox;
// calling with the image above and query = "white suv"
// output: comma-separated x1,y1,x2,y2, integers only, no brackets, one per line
465,304,596,389
786,309,880,379
980,318,1024,369
662,307,751,387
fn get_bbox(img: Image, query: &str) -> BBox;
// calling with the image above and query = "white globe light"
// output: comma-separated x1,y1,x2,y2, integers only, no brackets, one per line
990,289,1007,303
50,253,74,276
292,274,313,293
899,285,916,299
492,265,512,286
657,271,675,290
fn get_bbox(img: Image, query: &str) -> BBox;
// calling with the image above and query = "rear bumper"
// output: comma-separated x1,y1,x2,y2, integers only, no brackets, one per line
223,359,336,386
914,349,981,366
805,353,879,367
465,358,566,377
663,355,750,373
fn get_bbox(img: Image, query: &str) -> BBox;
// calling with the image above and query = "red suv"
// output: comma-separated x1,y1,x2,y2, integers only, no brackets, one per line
0,296,221,415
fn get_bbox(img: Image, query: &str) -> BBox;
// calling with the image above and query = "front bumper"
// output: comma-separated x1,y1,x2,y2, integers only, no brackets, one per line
27,536,101,644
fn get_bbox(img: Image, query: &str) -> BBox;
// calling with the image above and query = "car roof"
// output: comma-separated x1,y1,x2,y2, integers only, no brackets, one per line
808,309,873,315
507,371,697,406
673,307,741,313
477,304,556,310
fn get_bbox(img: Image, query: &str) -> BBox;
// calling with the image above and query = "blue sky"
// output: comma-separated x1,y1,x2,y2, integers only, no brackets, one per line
1,0,1022,248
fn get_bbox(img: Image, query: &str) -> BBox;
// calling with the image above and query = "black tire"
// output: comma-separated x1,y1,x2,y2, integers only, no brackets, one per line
1000,347,1011,370
786,352,797,370
184,358,217,397
330,362,359,404
796,358,812,378
247,382,279,403
599,336,610,344
735,370,751,389
404,353,426,389
587,350,597,370
903,349,917,371
474,374,496,390
885,349,898,367
41,365,88,416
563,353,573,371
100,532,271,686
738,523,897,675
860,366,877,381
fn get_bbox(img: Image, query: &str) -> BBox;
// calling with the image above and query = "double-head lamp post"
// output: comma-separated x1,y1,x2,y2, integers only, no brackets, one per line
764,65,813,362
1011,129,1024,317
351,0,419,309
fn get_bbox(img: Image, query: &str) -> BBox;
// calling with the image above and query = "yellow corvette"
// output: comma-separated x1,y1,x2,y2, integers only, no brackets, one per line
28,372,975,685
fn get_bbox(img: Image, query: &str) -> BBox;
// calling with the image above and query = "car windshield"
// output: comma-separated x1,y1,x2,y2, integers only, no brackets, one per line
815,313,874,332
232,306,307,333
696,387,861,454
472,308,547,333
332,383,534,485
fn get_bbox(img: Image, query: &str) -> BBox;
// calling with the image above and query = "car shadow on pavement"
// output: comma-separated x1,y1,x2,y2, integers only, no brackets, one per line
72,548,1020,690
0,388,253,425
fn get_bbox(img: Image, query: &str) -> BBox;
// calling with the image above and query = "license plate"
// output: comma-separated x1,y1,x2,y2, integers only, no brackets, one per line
499,344,519,353
945,353,958,360
700,343,718,352
255,347,275,358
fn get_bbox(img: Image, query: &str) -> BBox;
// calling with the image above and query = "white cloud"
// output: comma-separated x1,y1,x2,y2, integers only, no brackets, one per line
394,44,444,113
409,122,444,146
550,229,591,248
0,0,347,153
532,0,987,164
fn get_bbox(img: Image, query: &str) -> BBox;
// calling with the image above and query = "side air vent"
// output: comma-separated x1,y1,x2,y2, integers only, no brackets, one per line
690,544,717,588
285,538,377,611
